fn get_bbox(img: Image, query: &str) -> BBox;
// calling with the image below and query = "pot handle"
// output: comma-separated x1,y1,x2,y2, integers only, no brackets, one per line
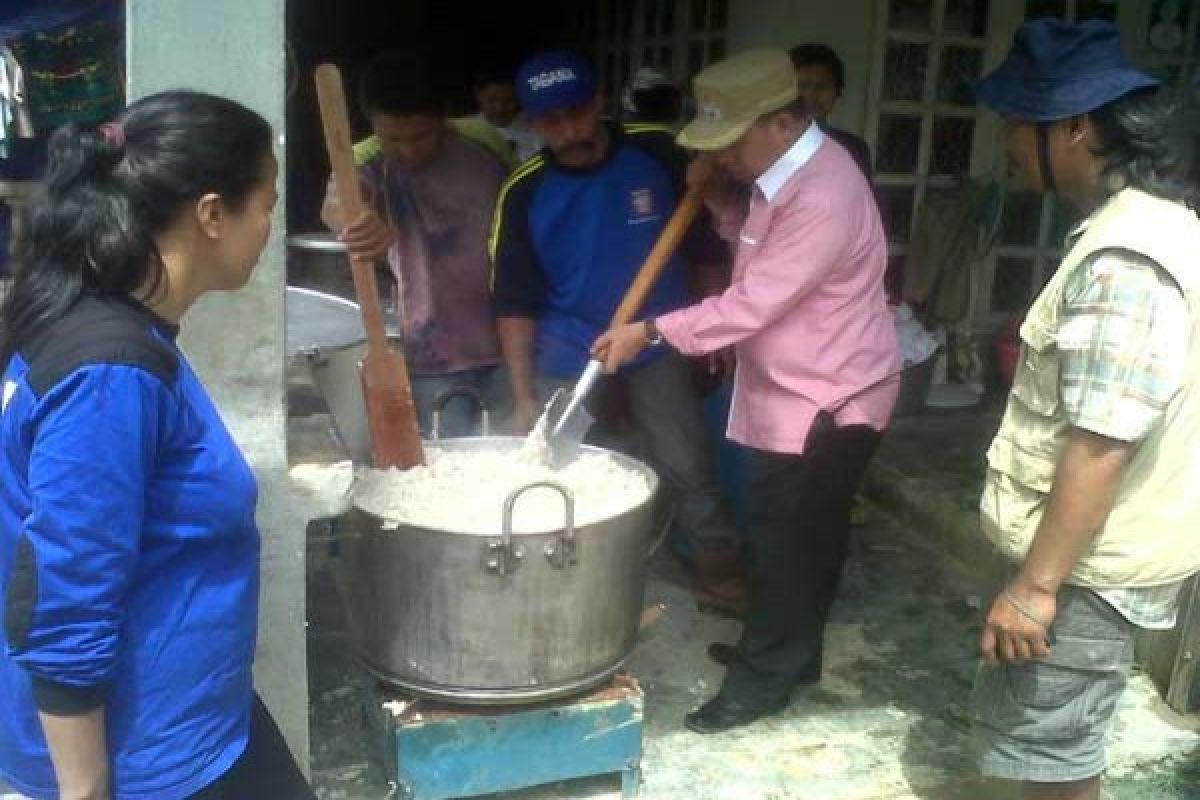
501,480,577,571
431,386,491,440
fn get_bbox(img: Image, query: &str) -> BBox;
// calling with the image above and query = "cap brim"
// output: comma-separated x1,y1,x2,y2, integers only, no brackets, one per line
676,115,757,151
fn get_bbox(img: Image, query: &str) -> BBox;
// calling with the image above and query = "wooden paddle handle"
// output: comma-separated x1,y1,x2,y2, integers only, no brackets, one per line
609,185,706,327
314,64,390,354
316,63,424,470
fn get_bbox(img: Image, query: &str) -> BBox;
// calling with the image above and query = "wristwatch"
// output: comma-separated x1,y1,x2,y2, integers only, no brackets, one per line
643,318,664,347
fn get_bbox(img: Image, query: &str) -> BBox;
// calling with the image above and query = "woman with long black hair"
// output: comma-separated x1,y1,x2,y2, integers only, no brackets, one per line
0,91,313,799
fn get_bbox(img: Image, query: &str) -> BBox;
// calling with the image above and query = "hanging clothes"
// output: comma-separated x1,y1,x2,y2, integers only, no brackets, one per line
0,1,116,43
902,175,1005,324
0,46,35,158
10,10,123,132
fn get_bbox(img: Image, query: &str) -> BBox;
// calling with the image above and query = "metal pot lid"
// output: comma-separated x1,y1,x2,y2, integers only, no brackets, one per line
286,286,365,357
286,232,347,253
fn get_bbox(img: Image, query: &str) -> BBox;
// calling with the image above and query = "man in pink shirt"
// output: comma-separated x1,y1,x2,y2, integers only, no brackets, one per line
596,49,900,733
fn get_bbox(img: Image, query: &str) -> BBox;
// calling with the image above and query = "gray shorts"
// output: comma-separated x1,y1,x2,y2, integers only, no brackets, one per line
972,584,1135,783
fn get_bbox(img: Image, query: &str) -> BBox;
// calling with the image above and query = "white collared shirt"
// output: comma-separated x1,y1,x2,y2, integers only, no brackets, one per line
754,121,825,203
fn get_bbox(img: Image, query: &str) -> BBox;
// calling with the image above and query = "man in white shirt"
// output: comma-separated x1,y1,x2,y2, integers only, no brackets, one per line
473,68,542,163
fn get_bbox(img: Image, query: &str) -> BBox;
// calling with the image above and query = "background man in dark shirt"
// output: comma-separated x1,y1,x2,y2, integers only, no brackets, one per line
789,43,873,181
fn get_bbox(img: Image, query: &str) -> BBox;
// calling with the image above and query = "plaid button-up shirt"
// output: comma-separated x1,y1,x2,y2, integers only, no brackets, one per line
1058,244,1191,629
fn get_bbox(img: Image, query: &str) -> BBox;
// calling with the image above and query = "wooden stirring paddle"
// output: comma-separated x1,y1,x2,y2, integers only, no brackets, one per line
314,63,424,469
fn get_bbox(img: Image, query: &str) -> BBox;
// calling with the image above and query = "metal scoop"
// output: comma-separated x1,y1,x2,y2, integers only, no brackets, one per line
526,185,708,468
538,360,603,467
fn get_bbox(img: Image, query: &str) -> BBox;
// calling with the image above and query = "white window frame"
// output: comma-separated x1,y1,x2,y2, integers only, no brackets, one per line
1127,0,1200,105
865,0,1010,324
865,1,1160,331
592,0,728,109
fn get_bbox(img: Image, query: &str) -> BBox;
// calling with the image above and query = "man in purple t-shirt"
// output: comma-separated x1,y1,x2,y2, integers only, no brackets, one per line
322,51,508,436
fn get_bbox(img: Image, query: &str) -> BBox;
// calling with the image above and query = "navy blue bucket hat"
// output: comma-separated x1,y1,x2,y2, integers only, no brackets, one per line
977,18,1159,121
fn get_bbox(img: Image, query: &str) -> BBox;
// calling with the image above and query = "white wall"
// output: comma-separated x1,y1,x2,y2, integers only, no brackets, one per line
727,0,879,135
127,0,310,770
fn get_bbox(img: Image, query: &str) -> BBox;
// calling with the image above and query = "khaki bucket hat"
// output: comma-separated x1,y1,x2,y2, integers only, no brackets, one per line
677,49,799,151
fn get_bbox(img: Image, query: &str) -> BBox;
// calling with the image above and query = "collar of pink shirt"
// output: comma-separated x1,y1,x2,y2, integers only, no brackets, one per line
755,119,824,200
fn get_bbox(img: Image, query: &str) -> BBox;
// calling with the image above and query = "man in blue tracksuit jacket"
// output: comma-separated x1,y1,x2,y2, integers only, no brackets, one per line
492,51,744,612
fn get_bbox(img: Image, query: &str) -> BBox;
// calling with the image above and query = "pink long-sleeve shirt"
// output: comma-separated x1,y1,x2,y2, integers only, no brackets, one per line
657,124,900,455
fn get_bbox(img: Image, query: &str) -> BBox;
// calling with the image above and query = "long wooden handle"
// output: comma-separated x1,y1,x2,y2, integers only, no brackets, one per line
314,63,390,354
610,186,706,327
316,63,424,469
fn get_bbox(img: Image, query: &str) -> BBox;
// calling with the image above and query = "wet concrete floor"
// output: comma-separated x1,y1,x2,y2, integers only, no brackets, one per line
307,504,1199,800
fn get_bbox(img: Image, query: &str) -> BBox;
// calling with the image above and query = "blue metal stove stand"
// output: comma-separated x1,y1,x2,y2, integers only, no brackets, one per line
366,672,645,799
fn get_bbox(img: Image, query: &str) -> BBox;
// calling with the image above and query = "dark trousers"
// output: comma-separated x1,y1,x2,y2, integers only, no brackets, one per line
722,414,881,705
189,694,316,800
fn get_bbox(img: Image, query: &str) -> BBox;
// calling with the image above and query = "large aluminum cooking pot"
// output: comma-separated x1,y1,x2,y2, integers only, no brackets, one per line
286,286,401,462
286,232,353,296
339,436,661,705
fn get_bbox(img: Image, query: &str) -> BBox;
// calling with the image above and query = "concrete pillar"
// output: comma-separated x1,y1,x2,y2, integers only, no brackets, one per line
126,0,309,768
